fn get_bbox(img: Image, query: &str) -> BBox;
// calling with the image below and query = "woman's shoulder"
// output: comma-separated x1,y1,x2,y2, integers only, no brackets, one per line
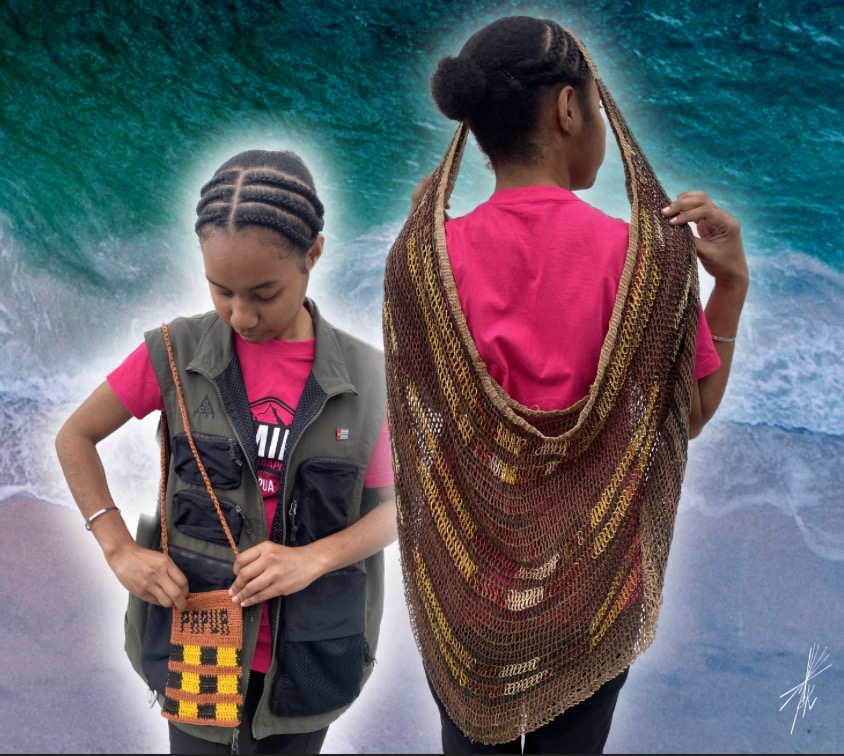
316,316,386,405
143,311,219,338
310,302,384,375
142,310,224,359
579,201,630,239
325,320,384,364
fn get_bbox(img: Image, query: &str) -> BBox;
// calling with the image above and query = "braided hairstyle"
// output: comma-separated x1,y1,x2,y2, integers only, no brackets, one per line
195,150,325,272
431,17,592,165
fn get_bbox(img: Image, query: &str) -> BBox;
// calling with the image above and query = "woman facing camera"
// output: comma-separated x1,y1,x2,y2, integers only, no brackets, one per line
56,149,396,754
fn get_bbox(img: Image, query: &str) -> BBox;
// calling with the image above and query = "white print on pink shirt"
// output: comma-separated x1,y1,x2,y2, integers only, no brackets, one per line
249,395,295,499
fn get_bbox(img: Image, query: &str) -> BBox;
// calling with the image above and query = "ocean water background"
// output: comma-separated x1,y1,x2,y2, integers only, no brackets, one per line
1,0,842,752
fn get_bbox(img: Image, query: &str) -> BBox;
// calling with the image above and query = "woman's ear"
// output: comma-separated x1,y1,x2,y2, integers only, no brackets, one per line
306,234,324,272
555,85,578,135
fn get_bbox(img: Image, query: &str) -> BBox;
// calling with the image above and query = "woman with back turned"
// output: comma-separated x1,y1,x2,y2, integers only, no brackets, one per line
385,15,748,754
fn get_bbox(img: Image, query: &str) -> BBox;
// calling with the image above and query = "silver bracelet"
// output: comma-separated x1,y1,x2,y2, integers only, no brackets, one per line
712,335,737,343
84,505,122,531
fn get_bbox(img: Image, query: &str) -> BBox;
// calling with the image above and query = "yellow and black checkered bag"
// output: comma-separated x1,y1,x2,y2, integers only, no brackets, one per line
161,590,243,726
158,323,244,727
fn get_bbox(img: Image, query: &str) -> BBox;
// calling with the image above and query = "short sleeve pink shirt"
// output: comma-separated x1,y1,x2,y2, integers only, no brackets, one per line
444,185,720,411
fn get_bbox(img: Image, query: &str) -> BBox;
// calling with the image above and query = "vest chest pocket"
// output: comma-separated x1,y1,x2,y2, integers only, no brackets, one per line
172,489,246,547
172,432,243,489
286,457,360,545
270,567,369,717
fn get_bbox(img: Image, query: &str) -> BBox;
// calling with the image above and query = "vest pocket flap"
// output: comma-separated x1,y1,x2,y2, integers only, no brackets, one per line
284,567,366,642
289,457,360,545
172,432,243,489
168,545,235,593
172,490,243,547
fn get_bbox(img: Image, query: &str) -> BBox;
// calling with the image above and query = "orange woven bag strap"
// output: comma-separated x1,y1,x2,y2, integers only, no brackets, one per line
158,322,240,558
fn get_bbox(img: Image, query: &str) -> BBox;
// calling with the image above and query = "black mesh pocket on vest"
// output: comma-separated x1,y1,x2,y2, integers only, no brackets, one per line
272,634,367,717
270,567,368,717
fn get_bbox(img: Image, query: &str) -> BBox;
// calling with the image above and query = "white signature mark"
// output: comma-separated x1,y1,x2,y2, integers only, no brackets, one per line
779,643,831,735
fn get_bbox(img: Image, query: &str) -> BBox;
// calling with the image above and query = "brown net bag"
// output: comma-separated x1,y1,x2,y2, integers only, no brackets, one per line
382,32,700,745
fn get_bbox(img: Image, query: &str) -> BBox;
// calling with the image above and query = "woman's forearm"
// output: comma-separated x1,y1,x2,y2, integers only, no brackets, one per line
55,381,136,557
55,381,190,609
698,276,749,425
307,489,398,575
55,425,135,557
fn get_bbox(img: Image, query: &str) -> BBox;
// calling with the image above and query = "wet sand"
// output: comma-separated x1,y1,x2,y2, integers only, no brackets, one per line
0,495,168,754
3,421,842,753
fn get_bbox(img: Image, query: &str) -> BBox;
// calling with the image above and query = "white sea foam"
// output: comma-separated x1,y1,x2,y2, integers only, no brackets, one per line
714,252,844,436
1,224,842,561
682,420,844,561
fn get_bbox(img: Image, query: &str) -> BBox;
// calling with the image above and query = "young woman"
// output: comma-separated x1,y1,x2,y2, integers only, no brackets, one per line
56,149,397,754
393,15,749,754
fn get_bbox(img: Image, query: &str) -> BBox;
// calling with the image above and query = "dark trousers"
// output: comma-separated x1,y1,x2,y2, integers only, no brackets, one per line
429,667,629,754
168,672,329,755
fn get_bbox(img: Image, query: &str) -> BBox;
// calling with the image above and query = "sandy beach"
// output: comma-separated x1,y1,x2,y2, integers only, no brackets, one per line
0,495,168,754
2,421,842,754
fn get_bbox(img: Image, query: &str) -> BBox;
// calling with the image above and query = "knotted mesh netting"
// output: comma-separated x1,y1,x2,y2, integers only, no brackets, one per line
383,33,699,745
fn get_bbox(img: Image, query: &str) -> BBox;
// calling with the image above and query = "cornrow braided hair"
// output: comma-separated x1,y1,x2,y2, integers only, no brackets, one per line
509,21,589,86
430,16,592,164
195,150,325,253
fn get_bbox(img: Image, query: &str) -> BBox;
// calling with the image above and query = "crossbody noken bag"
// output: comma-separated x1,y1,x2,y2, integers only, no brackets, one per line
158,322,244,728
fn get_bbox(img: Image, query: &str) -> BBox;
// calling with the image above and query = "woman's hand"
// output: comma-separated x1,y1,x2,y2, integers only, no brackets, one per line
661,191,748,288
229,542,325,607
228,488,397,607
662,192,749,437
107,541,189,611
408,173,450,220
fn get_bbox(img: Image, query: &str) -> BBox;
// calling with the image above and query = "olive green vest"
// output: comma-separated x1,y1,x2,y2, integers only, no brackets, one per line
124,299,388,745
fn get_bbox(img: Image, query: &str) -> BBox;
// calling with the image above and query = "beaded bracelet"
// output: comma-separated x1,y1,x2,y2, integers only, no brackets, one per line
84,505,122,531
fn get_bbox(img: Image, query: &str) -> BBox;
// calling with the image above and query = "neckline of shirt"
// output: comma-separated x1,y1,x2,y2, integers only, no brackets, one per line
234,333,316,356
487,185,580,204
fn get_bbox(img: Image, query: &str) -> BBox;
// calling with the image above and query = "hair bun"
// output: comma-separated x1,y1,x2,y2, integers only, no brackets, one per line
431,55,487,121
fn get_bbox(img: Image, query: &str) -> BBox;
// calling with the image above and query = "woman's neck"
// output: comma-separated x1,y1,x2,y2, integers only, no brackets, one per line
493,159,571,193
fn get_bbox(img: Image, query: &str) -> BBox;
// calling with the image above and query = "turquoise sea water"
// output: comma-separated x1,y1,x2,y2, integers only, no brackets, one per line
0,1,842,536
1,3,843,753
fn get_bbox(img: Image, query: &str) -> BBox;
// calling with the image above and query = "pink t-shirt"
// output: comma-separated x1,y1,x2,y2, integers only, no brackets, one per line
108,333,393,672
445,185,721,411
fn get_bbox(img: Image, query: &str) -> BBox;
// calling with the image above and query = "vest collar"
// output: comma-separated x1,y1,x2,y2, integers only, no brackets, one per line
186,298,357,396
307,297,358,396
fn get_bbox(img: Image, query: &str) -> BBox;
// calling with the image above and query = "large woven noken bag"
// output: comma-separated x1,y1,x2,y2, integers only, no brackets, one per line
383,30,700,745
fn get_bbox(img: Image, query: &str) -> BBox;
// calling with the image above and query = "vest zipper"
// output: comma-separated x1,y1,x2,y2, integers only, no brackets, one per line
190,365,264,742
288,498,298,544
236,505,257,542
258,387,344,721
229,438,243,467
